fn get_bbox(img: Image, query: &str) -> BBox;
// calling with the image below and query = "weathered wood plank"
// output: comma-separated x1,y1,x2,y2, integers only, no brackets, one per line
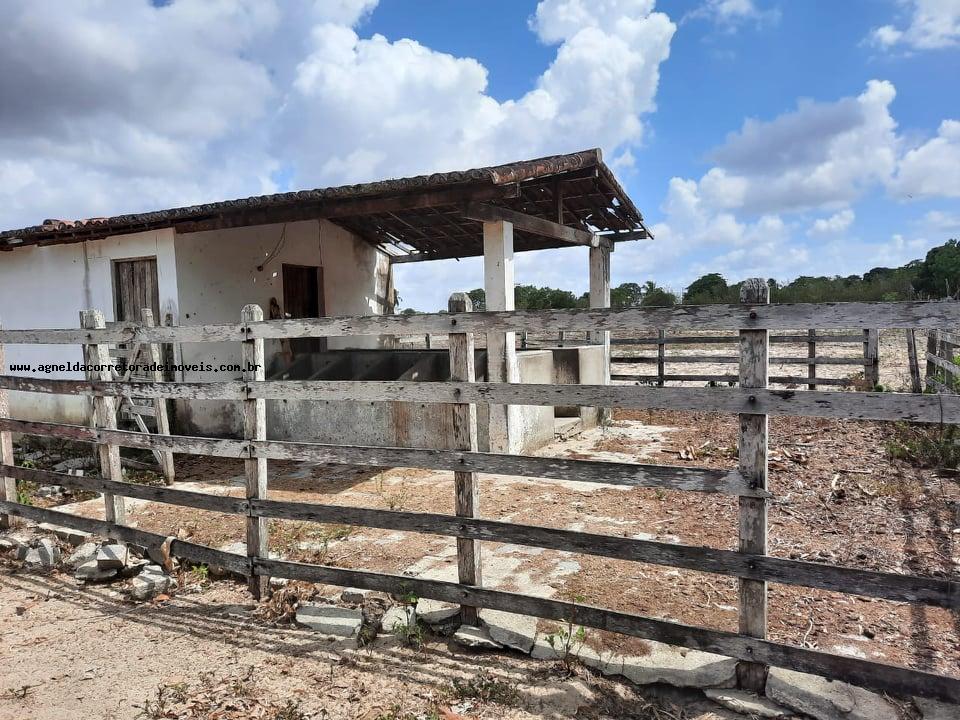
1,302,959,345
257,557,960,704
613,334,866,345
141,308,175,484
0,418,761,496
906,329,922,394
448,292,482,624
1,465,246,514
81,310,125,524
463,202,596,247
249,499,958,608
0,318,15,529
5,376,960,423
926,351,960,378
736,279,769,692
613,355,863,366
241,304,269,599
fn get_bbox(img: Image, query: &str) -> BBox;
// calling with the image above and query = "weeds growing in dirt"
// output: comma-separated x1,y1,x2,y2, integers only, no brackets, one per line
392,616,424,649
886,422,960,470
544,595,588,676
447,670,520,707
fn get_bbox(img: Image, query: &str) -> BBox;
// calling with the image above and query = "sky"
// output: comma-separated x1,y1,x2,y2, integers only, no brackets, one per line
1,0,958,311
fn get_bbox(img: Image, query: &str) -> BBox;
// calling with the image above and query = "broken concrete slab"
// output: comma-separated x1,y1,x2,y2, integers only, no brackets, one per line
130,572,171,601
296,605,362,638
340,587,373,604
75,560,118,582
67,542,100,568
705,688,791,718
914,697,960,720
619,641,737,689
35,538,60,565
454,625,503,650
766,667,898,720
415,598,460,626
577,646,625,676
21,548,44,567
381,605,416,634
96,544,128,570
481,609,537,654
0,537,22,553
38,522,91,546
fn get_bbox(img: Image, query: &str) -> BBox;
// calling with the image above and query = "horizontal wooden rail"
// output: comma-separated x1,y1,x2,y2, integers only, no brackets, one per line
1,301,958,344
0,501,248,574
612,375,854,386
0,418,760,495
251,499,959,609
612,334,866,345
257,558,960,704
612,356,863,366
4,377,957,423
938,330,960,346
2,465,246,514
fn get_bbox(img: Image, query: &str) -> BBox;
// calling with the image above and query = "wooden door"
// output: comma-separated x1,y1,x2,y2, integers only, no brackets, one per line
282,264,325,353
114,258,160,323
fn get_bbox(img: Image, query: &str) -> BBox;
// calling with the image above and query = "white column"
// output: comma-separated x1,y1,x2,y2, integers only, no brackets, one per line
589,243,612,422
483,220,519,453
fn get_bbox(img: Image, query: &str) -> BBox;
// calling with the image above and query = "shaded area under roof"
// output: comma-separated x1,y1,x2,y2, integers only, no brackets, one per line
0,149,649,259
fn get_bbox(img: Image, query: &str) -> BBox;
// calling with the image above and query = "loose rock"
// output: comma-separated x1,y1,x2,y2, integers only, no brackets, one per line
96,544,128,570
415,598,460,626
454,625,502,650
67,542,100,568
619,641,737,689
914,697,960,720
481,609,537,654
75,560,118,582
381,605,416,634
130,571,171,601
705,688,791,718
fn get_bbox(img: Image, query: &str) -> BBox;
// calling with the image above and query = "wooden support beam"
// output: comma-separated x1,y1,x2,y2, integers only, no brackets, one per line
589,243,611,422
737,279,769,692
465,202,597,247
80,310,125,524
141,309,175,484
448,292,482,625
241,304,269,599
906,329,922,393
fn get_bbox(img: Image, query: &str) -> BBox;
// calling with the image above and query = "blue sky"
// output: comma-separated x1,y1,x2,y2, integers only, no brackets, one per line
1,0,958,310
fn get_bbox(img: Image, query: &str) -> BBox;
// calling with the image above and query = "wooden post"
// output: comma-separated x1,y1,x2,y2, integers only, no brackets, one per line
425,333,432,350
0,317,16,529
558,330,566,347
448,292,482,625
241,304,269,599
521,330,528,350
807,329,816,391
483,219,519,453
737,279,769,692
80,310,125,524
906,329,922,394
942,332,957,388
926,331,939,388
657,329,666,387
863,329,880,388
590,243,611,420
141,309,175,484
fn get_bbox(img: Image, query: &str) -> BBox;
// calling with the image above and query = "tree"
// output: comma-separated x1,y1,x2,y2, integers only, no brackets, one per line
684,273,729,304
466,288,486,311
400,308,418,316
610,282,644,308
915,239,960,298
640,281,677,307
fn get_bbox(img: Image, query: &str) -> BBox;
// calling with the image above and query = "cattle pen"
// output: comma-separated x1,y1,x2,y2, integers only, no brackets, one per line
1,284,959,706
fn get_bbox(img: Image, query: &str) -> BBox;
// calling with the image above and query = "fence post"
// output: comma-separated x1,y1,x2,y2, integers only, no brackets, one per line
925,331,939,389
807,329,816,391
0,317,16,529
863,329,879,388
141,309,175,484
589,243,611,423
737,279,769,692
80,310,126,524
657,329,666,386
906,329,922,393
941,331,957,388
448,292,482,625
241,304,269,599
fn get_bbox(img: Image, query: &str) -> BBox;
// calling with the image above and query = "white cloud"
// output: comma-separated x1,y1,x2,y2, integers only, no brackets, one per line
890,119,960,198
869,0,960,50
920,209,960,233
808,208,855,236
682,0,779,29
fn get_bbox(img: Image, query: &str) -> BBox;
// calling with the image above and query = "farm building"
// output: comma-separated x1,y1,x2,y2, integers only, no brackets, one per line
0,149,648,453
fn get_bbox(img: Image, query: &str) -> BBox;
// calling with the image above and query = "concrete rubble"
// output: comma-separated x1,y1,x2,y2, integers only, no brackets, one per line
296,604,363,637
765,667,899,720
454,624,502,650
704,688,791,718
380,605,416,634
14,537,61,568
130,566,172,601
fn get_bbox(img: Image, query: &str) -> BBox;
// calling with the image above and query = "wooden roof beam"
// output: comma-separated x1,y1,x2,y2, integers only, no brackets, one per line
462,202,599,248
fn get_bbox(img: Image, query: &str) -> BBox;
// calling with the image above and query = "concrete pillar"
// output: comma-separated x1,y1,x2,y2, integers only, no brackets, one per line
483,220,520,453
589,242,612,423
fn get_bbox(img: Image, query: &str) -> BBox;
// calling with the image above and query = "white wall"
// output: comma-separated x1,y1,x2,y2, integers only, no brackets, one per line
173,219,388,434
0,229,177,423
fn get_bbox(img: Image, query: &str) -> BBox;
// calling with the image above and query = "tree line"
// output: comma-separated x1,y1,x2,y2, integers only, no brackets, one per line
429,238,960,312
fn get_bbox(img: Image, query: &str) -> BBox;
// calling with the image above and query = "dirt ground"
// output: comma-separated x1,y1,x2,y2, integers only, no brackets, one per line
2,329,958,718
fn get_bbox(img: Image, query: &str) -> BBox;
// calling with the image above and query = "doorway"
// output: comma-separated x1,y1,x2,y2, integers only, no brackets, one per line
114,257,160,322
282,264,326,353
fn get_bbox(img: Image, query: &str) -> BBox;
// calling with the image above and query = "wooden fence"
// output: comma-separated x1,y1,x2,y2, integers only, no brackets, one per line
925,329,960,394
1,292,959,703
611,329,880,388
